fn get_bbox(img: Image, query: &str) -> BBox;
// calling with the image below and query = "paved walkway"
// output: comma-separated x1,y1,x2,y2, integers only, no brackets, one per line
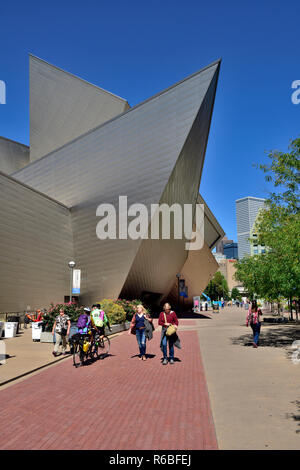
0,319,217,450
0,307,299,450
197,306,300,449
0,328,70,386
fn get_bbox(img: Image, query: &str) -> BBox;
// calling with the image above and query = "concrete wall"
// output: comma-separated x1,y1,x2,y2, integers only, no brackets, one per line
0,172,73,312
0,137,29,174
217,258,239,292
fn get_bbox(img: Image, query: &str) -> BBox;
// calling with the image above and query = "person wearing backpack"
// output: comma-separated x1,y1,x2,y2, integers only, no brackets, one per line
246,299,263,348
90,304,111,339
76,307,91,335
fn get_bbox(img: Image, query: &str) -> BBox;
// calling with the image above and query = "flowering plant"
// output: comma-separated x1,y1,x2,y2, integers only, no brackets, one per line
43,302,84,331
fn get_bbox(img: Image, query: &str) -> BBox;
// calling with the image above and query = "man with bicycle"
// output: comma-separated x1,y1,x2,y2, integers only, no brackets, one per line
90,304,111,340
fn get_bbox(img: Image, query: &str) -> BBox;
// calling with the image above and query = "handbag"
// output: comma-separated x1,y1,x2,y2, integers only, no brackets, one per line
164,313,176,336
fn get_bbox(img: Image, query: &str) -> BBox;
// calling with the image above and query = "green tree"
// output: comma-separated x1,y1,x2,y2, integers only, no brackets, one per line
205,271,229,301
231,287,241,300
235,137,300,320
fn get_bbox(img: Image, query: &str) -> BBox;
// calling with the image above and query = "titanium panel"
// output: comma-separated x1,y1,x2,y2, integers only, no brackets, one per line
0,172,73,312
198,195,225,249
120,67,220,302
30,55,130,162
0,137,29,174
14,61,220,305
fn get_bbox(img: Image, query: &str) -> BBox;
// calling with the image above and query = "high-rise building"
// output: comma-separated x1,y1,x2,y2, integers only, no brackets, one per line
236,197,266,259
223,242,238,259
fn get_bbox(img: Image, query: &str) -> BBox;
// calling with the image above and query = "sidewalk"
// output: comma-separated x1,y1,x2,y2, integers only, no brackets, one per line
0,308,299,449
197,306,300,449
0,328,70,386
0,319,217,450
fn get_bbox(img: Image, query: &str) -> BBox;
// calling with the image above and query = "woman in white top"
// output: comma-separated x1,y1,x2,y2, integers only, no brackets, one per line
128,304,153,361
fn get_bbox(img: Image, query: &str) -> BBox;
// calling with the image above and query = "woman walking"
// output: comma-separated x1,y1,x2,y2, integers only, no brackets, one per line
158,303,180,365
246,300,263,347
129,304,153,361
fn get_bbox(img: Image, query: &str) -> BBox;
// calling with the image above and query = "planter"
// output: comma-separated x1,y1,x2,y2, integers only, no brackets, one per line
40,331,55,343
106,322,130,335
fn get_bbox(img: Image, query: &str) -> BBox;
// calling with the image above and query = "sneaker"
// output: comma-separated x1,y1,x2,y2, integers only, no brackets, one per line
170,359,174,364
162,358,168,365
253,343,258,348
52,351,57,357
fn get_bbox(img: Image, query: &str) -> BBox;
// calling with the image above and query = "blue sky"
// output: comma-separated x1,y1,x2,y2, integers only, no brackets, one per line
0,0,299,241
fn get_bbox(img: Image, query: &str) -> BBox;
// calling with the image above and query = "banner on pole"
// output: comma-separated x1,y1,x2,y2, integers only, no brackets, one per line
72,269,81,294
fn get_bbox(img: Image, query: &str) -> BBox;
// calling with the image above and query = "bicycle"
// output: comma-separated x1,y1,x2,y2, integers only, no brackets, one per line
71,331,95,368
93,331,110,358
70,328,110,367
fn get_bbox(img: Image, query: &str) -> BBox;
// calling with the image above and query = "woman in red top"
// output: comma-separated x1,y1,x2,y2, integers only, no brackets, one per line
246,300,263,348
158,303,179,365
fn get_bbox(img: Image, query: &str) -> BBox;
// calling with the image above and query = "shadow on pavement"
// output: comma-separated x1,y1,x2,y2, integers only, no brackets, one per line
130,354,156,360
286,401,300,434
231,325,300,349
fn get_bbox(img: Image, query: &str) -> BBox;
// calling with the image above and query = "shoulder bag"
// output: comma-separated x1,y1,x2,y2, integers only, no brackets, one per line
164,313,177,336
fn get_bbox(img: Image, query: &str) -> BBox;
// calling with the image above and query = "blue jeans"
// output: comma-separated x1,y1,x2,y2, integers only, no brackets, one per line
251,322,261,345
162,332,174,359
136,328,146,356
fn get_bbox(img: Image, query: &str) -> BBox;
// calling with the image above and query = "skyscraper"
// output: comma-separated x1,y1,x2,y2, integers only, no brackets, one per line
236,197,266,259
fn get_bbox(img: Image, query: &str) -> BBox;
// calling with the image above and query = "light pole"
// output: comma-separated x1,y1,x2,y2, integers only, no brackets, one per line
68,260,76,303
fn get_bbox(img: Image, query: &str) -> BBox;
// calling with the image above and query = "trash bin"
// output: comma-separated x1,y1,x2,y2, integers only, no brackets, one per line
32,322,43,341
5,322,18,338
7,316,21,334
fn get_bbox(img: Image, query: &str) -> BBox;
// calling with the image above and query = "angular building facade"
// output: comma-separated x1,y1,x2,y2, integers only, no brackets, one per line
0,56,224,311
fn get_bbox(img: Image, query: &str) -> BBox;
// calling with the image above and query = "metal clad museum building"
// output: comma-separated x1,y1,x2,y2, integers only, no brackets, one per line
0,57,224,311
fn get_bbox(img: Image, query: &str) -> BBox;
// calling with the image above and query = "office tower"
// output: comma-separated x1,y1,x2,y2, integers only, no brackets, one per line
236,197,266,259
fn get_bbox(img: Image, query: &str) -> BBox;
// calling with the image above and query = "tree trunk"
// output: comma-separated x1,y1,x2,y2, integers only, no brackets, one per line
290,297,293,321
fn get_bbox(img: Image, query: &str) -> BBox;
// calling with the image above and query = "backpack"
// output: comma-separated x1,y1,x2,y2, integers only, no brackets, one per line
77,313,90,329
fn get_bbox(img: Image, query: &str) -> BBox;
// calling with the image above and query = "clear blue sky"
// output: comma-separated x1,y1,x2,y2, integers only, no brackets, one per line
0,0,299,241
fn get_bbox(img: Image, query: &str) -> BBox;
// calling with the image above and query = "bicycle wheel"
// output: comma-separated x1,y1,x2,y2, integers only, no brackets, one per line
73,342,84,367
96,335,110,358
89,340,97,360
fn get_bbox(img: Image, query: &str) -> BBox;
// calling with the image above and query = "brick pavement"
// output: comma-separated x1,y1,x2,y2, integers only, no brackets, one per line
0,319,217,450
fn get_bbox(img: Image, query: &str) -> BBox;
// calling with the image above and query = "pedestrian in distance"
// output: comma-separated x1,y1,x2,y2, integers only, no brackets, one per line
158,303,181,365
128,304,153,361
246,299,263,348
52,308,71,356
